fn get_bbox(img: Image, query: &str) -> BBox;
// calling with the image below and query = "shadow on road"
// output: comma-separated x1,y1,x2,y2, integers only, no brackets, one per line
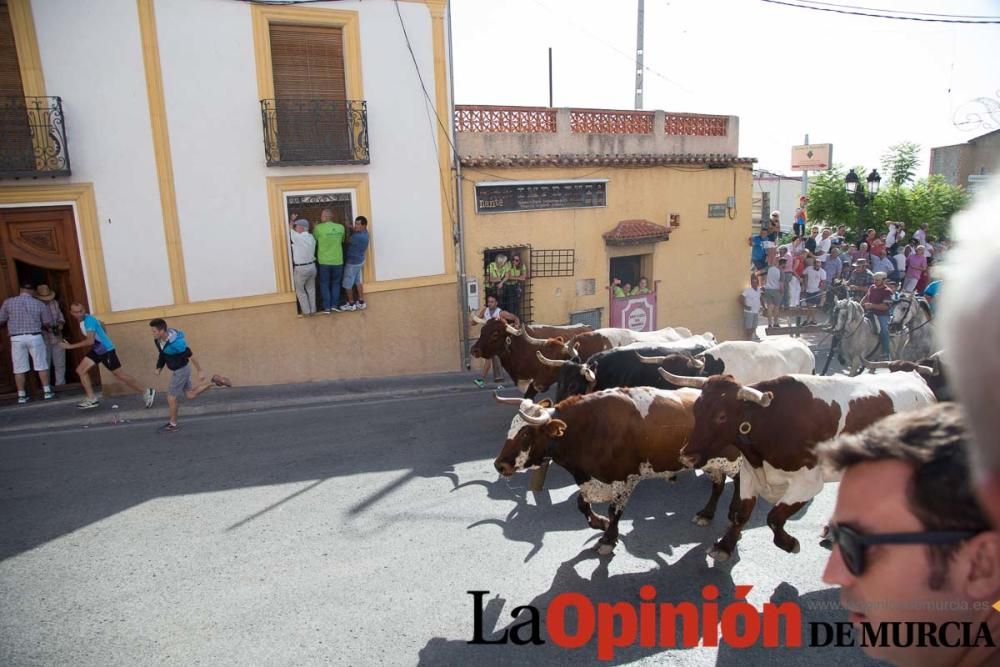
0,393,516,561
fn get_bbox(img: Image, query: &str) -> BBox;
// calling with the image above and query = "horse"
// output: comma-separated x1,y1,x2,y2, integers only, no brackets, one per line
889,292,936,362
827,298,903,375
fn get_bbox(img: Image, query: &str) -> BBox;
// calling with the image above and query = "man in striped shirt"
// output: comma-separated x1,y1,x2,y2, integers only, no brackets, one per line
0,282,54,403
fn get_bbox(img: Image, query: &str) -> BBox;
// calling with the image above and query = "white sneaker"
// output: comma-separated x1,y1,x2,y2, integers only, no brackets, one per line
78,397,100,410
143,388,156,408
343,303,357,311
356,302,367,310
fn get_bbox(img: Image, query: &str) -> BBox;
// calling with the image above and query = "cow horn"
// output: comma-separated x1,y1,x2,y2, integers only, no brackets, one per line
471,315,487,325
493,392,524,406
916,364,937,377
862,357,892,369
536,351,568,367
581,366,596,383
636,352,666,365
737,386,773,407
689,357,706,370
518,406,552,425
658,368,707,388
505,323,523,336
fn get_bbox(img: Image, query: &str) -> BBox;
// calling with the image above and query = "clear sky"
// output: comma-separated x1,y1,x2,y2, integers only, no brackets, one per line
450,0,1000,176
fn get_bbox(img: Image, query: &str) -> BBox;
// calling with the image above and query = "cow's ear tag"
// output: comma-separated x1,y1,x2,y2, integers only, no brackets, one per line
739,421,752,435
506,336,512,346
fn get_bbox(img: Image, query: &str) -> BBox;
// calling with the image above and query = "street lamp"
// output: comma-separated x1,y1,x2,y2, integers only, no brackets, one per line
845,168,881,231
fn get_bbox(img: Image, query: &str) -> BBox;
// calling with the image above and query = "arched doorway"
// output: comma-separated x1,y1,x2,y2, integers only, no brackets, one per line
0,205,91,395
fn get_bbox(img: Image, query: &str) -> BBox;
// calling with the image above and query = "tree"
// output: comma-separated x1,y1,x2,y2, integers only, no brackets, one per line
804,158,968,241
881,142,920,187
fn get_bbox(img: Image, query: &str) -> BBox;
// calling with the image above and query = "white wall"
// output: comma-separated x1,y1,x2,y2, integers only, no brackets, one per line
358,1,445,281
32,0,174,311
154,0,446,301
753,173,803,232
154,0,274,301
29,0,447,310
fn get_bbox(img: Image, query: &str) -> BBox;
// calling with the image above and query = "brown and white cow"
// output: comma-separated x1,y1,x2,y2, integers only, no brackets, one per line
666,369,936,562
493,387,742,554
470,320,588,397
562,326,711,361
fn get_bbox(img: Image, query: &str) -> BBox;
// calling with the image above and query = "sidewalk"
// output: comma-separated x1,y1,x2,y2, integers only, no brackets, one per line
0,371,482,435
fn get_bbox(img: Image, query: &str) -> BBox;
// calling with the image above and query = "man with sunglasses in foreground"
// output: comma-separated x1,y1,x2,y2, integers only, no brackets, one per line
818,402,999,667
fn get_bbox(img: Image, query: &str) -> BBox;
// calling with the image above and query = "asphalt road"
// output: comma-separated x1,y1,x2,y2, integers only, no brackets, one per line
0,384,877,666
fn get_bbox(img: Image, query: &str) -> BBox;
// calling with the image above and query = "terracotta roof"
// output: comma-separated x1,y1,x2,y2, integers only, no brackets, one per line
460,153,756,168
603,219,671,246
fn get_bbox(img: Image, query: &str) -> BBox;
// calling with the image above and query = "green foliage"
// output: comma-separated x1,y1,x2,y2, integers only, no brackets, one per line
881,142,921,187
805,155,969,241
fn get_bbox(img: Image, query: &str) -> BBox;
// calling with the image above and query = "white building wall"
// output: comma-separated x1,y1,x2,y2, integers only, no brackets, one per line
31,0,174,311
753,172,803,232
154,0,274,302
154,0,445,302
358,1,444,282
29,0,446,310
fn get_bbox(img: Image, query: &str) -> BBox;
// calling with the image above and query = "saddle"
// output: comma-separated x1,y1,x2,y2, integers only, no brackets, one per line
864,312,881,337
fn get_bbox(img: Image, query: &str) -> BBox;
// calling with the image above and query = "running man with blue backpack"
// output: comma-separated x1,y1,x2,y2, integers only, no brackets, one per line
149,318,231,433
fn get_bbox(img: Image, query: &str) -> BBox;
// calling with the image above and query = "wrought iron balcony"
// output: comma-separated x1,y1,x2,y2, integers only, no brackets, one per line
0,96,71,178
260,99,369,166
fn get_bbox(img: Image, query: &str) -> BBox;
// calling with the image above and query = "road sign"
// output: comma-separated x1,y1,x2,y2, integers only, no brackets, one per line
791,144,833,171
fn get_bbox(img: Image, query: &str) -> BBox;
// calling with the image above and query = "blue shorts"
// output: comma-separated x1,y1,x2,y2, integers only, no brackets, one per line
342,263,364,288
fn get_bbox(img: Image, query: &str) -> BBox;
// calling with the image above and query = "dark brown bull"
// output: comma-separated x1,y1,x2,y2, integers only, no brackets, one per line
493,388,741,554
667,368,936,561
470,319,578,398
861,352,950,400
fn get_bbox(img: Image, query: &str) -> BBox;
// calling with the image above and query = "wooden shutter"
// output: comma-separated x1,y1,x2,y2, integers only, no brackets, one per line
0,1,25,97
269,24,346,100
267,23,351,163
0,1,34,173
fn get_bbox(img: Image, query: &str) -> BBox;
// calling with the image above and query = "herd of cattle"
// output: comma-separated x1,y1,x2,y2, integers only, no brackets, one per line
470,317,948,559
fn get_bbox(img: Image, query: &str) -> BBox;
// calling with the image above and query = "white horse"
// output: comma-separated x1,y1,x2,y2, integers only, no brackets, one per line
889,292,936,362
828,299,903,375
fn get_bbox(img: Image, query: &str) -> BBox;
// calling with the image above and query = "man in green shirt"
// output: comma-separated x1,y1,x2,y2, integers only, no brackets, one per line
312,208,346,313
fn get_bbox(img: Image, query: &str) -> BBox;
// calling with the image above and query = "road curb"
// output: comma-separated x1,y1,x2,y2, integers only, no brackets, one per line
0,371,494,435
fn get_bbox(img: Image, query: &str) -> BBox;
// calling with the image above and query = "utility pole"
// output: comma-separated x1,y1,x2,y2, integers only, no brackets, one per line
801,133,809,196
548,47,553,107
634,0,644,110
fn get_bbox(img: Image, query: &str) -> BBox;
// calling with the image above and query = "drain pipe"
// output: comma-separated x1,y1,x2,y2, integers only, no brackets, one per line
446,2,471,370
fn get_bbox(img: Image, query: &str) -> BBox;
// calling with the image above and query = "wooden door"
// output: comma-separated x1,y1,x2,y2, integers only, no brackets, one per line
0,206,90,394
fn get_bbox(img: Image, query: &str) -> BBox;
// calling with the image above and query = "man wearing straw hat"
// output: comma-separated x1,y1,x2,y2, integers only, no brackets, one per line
34,284,66,386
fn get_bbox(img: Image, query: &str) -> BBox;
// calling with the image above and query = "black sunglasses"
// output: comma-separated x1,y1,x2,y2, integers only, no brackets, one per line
823,523,979,577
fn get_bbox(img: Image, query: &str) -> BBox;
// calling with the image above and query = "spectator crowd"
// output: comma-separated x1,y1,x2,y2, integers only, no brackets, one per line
743,210,947,342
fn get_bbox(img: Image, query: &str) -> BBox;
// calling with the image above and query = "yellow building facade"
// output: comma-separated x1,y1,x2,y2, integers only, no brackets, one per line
457,106,755,343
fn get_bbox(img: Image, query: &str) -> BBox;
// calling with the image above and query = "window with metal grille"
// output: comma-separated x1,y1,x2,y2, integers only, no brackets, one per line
530,249,575,277
483,246,532,324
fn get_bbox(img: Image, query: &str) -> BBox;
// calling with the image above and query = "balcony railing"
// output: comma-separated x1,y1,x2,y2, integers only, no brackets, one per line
260,99,369,166
0,96,71,178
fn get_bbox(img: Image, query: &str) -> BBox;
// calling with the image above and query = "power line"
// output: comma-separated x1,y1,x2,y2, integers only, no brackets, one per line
759,0,1000,23
788,0,1000,20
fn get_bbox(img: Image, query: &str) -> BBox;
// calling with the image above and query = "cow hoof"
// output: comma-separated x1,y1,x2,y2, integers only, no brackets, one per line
692,514,711,527
597,543,615,556
790,539,800,554
708,546,731,562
